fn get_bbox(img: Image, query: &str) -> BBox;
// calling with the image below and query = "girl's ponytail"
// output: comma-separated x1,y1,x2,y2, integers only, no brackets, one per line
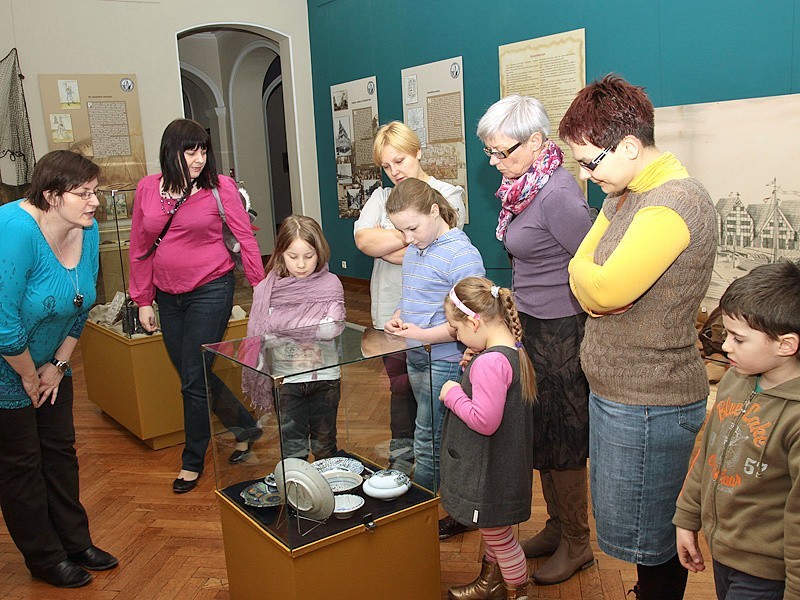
498,288,537,403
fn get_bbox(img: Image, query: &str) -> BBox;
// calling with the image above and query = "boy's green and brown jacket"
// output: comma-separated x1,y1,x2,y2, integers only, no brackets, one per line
674,369,800,597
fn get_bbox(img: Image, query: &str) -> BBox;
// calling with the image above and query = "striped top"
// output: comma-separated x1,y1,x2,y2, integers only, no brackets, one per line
399,228,485,361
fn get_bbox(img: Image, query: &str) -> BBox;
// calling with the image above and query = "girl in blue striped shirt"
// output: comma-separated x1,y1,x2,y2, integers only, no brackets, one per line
384,178,485,493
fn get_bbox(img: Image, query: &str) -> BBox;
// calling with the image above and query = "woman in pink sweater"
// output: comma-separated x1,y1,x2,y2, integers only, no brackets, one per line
130,119,265,493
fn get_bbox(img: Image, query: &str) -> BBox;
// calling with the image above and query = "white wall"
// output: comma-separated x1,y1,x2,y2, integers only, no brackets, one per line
0,0,321,221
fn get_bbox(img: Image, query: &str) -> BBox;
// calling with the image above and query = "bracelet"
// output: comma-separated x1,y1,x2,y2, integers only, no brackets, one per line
50,358,70,373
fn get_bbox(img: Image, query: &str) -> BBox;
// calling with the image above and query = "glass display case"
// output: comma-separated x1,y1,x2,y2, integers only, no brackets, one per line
203,321,442,547
203,323,444,598
93,188,141,337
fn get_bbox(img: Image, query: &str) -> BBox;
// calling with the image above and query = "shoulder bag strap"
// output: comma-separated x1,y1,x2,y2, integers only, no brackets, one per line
211,186,228,226
136,179,196,261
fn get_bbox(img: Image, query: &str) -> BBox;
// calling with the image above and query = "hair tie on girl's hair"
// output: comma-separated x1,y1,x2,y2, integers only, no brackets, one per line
449,287,480,319
490,286,500,298
515,341,524,349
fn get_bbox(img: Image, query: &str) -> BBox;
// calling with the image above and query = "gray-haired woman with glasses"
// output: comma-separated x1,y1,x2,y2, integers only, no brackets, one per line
472,95,594,588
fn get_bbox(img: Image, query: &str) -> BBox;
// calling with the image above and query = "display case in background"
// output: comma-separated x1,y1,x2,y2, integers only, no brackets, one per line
80,187,254,448
203,323,443,599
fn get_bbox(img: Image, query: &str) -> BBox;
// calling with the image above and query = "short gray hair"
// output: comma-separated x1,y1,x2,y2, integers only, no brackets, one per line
476,94,551,144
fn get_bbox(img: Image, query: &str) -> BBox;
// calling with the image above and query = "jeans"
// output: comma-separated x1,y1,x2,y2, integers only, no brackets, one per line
275,379,341,460
383,353,416,473
589,392,706,565
0,378,92,570
406,356,461,492
713,560,785,599
157,271,258,473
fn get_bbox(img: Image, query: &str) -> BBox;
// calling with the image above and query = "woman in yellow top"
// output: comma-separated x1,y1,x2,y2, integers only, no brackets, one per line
559,75,717,600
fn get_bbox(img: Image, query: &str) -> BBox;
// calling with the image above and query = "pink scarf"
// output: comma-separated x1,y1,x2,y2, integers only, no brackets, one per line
495,140,563,240
240,266,345,408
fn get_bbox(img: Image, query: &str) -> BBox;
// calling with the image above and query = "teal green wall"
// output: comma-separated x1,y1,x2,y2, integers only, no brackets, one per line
308,0,800,285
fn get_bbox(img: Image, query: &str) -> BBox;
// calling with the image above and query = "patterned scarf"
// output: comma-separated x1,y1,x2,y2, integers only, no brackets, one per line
495,140,563,240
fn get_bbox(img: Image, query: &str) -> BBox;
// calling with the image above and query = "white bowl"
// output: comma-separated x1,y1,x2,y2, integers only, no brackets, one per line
333,494,365,519
323,470,363,493
362,477,411,501
368,469,411,490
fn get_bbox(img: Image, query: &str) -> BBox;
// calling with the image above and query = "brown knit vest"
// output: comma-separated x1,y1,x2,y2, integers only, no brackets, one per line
581,178,717,406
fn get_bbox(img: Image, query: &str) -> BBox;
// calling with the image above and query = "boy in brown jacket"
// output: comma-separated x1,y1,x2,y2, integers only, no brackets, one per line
673,260,800,599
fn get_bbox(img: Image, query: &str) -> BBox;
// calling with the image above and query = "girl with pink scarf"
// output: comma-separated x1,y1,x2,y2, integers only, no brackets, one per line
242,216,345,461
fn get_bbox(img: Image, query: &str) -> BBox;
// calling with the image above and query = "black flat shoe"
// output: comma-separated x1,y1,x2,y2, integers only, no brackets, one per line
438,515,477,540
30,559,92,588
173,472,201,493
68,545,119,571
228,428,264,464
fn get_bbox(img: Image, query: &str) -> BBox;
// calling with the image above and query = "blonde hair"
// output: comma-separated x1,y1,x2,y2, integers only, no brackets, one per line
444,276,537,403
373,121,421,166
266,215,330,278
385,178,458,229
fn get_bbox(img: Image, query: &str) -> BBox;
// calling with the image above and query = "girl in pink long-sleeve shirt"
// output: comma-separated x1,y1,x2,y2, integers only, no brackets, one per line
129,119,265,494
438,276,537,598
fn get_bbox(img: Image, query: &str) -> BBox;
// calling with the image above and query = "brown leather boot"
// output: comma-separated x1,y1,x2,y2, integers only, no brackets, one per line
448,557,505,600
532,467,594,585
503,578,532,600
520,470,560,558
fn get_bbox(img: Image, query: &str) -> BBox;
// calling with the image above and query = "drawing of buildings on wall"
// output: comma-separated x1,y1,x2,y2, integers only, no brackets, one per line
335,117,352,157
708,180,800,300
655,92,800,305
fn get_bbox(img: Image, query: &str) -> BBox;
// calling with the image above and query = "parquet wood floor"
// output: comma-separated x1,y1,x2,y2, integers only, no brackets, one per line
0,276,716,599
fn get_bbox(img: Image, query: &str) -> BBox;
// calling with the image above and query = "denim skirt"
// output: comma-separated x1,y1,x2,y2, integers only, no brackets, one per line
589,392,706,565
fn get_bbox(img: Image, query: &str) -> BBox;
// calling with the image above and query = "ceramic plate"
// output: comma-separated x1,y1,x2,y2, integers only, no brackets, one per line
323,470,363,493
240,482,282,508
333,494,365,519
312,457,364,475
275,458,334,520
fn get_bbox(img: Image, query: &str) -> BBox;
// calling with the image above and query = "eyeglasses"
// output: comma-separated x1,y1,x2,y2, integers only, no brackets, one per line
483,141,523,160
578,146,614,171
65,189,101,200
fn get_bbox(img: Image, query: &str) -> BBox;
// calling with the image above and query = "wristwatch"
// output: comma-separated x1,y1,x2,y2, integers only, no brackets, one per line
50,358,70,373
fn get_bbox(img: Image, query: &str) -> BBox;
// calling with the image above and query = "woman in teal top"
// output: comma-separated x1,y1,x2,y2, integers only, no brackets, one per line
0,151,117,589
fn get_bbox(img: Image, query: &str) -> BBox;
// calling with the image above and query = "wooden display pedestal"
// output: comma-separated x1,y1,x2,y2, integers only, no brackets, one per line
217,492,442,600
80,318,248,449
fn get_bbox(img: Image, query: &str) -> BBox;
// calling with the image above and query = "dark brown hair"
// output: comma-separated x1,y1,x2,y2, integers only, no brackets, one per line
26,150,101,211
266,215,331,278
559,74,655,149
444,276,537,402
720,259,800,350
159,119,219,194
385,178,458,228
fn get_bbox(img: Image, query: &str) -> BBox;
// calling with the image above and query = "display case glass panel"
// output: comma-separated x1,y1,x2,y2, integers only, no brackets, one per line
89,187,255,339
203,322,446,551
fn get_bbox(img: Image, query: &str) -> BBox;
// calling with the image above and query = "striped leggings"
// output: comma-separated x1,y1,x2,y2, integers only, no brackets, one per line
481,526,528,586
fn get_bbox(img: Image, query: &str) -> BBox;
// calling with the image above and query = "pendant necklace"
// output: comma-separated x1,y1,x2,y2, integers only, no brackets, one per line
159,186,181,214
45,218,84,308
160,181,192,214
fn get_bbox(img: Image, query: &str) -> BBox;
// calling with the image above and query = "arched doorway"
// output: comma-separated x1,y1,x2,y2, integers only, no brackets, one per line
177,26,294,255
